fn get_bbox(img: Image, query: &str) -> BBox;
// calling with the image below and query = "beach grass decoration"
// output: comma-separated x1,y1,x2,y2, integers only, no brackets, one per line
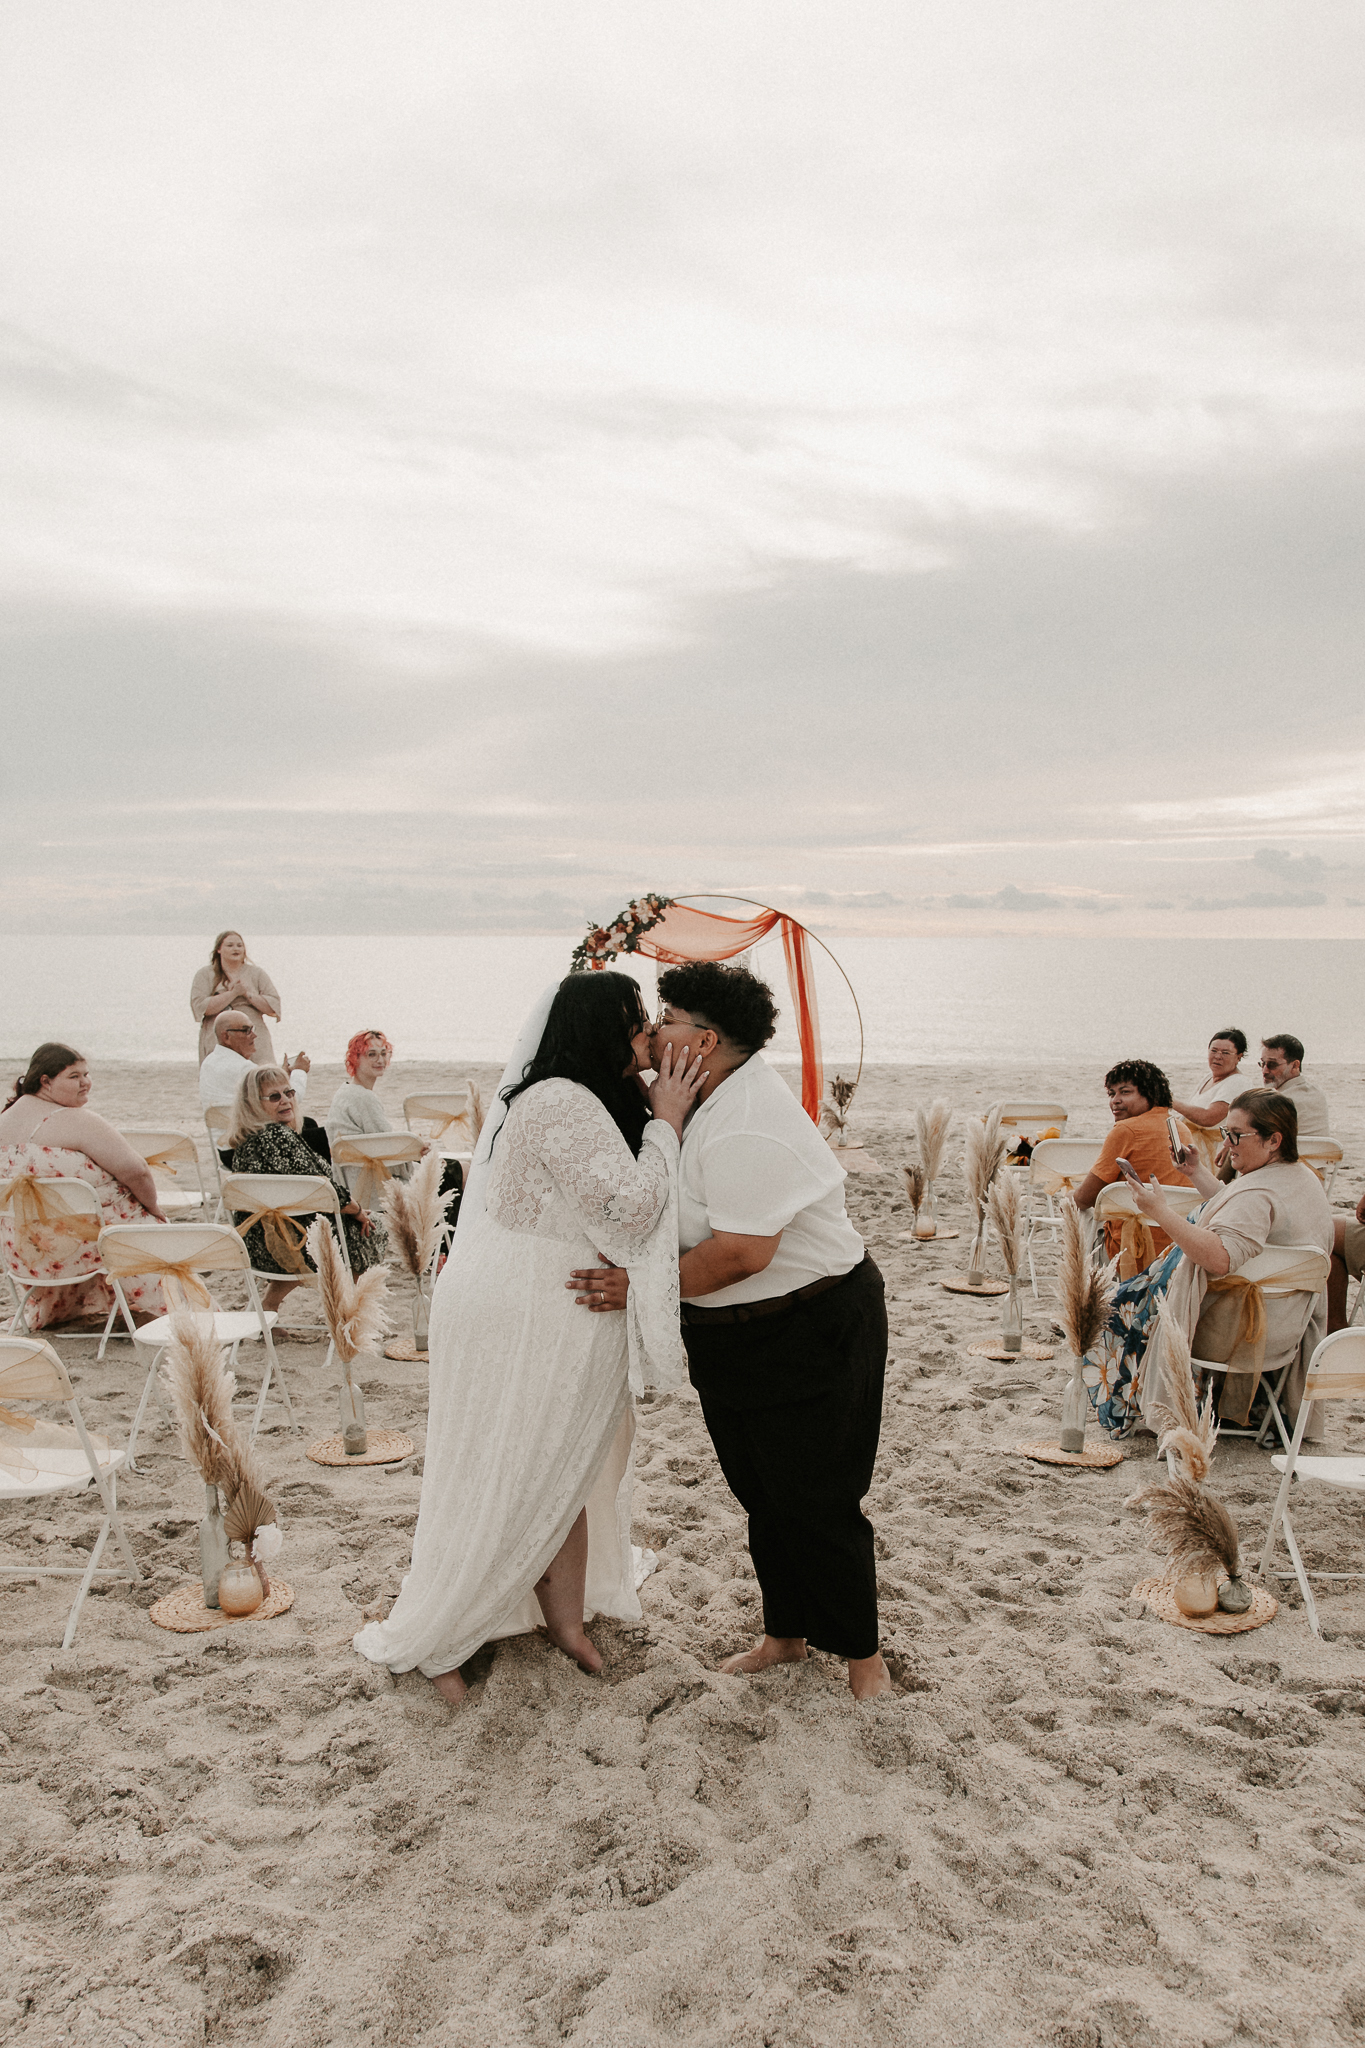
963,1106,1008,1283
381,1149,447,1352
163,1314,281,1611
308,1217,389,1457
1127,1472,1243,1617
1054,1201,1118,1454
1145,1298,1218,1485
912,1099,953,1239
902,1162,927,1233
987,1170,1024,1350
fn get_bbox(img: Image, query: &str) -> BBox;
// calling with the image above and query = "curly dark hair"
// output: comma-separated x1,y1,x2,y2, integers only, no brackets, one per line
1103,1059,1172,1110
501,972,650,1155
656,961,778,1055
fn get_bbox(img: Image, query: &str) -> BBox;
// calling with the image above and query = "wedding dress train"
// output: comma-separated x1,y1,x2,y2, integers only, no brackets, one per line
353,1078,684,1679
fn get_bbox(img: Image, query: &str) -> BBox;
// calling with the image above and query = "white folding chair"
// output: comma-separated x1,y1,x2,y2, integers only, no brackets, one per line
330,1132,424,1212
1299,1140,1343,1197
0,1334,142,1648
121,1129,210,1217
995,1102,1068,1158
0,1176,113,1344
203,1108,233,1220
221,1172,351,1378
404,1090,479,1169
1093,1181,1193,1283
100,1221,293,1455
1023,1140,1101,1297
1192,1243,1331,1454
1257,1328,1365,1635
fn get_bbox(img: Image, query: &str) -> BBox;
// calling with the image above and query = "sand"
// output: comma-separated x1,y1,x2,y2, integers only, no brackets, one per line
3,1057,1364,2048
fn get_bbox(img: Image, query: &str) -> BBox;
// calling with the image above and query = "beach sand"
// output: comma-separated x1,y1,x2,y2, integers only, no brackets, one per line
2,1059,1363,2047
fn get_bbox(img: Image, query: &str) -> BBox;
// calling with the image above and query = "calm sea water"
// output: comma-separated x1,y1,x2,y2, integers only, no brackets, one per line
0,934,1357,1072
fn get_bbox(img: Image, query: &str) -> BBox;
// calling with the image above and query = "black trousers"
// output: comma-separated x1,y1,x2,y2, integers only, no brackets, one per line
682,1256,887,1661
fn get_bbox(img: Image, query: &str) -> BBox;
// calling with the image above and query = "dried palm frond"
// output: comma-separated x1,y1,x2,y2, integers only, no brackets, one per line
915,1099,953,1185
1054,1201,1118,1360
163,1314,237,1492
224,1478,276,1546
1145,1296,1219,1480
902,1163,926,1219
382,1177,423,1280
307,1217,389,1365
1127,1473,1240,1583
964,1106,1008,1214
987,1169,1021,1277
830,1075,856,1114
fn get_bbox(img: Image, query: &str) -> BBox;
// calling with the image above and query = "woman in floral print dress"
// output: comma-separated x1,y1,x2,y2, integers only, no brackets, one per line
0,1044,167,1330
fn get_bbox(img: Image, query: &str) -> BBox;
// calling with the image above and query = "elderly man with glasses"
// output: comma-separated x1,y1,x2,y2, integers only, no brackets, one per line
198,1011,323,1161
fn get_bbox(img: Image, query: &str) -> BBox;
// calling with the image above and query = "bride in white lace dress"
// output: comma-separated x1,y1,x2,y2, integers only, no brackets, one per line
354,973,703,1703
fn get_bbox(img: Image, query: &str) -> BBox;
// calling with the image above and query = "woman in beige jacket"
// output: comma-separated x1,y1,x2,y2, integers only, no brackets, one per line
190,930,282,1065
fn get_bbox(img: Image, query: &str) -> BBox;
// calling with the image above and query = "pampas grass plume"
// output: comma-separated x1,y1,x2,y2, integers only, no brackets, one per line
382,1150,446,1282
1054,1201,1118,1360
964,1106,1008,1214
307,1217,389,1366
987,1170,1021,1277
915,1099,952,1185
1127,1473,1240,1583
1145,1295,1219,1480
902,1163,926,1217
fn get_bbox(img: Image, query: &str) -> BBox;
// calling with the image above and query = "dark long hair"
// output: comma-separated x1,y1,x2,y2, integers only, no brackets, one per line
5,1042,83,1112
501,972,649,1155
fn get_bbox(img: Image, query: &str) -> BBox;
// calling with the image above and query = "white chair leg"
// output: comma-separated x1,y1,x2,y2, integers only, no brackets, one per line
62,1518,111,1651
95,1300,121,1360
1279,1509,1320,1636
1257,1463,1298,1579
125,1345,170,1470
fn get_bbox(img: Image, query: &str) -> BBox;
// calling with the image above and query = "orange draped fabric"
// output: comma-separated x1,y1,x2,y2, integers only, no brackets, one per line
629,904,825,1124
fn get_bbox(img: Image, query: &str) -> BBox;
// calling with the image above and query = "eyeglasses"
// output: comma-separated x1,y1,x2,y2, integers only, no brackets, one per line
1219,1127,1258,1147
262,1088,296,1103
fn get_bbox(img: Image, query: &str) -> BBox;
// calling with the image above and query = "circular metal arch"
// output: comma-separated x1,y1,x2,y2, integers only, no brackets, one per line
669,892,865,1092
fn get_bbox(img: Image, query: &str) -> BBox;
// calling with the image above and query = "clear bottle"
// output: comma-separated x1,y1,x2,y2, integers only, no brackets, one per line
913,1184,938,1240
199,1483,229,1609
1059,1358,1089,1453
340,1369,368,1457
413,1284,430,1354
967,1216,989,1286
1000,1275,1023,1354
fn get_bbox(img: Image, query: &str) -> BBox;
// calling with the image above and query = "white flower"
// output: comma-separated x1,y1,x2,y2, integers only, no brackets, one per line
252,1521,283,1563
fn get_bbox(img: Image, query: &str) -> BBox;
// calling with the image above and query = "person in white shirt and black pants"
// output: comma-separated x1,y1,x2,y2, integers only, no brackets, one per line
570,961,891,1701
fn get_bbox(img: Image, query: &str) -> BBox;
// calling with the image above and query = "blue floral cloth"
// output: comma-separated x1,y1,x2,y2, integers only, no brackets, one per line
1086,1241,1184,1439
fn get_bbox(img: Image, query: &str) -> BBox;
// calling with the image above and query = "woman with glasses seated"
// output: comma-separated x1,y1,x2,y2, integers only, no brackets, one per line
1085,1090,1332,1440
227,1066,387,1312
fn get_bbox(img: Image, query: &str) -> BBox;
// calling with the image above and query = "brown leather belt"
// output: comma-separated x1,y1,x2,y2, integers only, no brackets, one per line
680,1258,862,1327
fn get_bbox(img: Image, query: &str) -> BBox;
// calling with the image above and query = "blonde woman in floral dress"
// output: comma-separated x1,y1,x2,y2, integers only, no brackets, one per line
0,1044,167,1331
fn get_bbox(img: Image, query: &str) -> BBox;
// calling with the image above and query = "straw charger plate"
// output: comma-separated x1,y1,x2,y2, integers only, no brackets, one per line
1132,1576,1277,1634
150,1579,294,1634
306,1429,415,1467
968,1340,1055,1361
941,1276,1011,1296
383,1338,428,1362
1012,1439,1124,1469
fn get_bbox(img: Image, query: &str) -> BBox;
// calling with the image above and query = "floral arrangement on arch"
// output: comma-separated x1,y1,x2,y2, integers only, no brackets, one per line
570,894,673,973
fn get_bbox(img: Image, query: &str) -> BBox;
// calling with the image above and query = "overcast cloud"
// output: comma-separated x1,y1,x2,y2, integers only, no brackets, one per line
2,1,1363,937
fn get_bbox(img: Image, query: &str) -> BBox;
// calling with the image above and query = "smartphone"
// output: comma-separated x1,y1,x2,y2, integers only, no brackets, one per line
1166,1112,1184,1160
1116,1156,1141,1184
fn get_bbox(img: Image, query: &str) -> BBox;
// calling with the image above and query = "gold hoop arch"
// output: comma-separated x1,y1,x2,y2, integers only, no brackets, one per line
668,892,865,1092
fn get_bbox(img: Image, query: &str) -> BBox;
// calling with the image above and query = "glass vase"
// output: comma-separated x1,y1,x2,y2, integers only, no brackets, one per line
340,1370,368,1457
199,1483,229,1610
912,1184,938,1240
967,1216,988,1286
1000,1276,1023,1354
1059,1357,1088,1454
413,1284,430,1354
218,1556,264,1617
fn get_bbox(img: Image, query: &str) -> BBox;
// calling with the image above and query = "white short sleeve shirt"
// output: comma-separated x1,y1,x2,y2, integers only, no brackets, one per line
678,1055,864,1306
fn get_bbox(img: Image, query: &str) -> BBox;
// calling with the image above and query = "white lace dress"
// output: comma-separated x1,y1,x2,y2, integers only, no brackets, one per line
353,1079,685,1679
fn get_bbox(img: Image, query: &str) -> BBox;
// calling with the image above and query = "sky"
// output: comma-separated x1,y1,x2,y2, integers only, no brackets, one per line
2,1,1364,939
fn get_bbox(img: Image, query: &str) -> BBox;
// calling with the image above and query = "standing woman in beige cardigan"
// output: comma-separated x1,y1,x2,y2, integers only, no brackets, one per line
191,931,282,1066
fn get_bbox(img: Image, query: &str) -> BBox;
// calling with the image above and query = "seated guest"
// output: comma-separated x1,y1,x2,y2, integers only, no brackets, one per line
0,1043,166,1330
1172,1029,1255,1132
1258,1034,1330,1137
199,1012,326,1162
228,1066,386,1313
1072,1060,1192,1271
1087,1092,1332,1438
1328,1186,1365,1334
327,1029,463,1208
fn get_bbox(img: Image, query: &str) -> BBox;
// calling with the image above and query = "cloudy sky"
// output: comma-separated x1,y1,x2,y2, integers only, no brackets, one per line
3,1,1364,937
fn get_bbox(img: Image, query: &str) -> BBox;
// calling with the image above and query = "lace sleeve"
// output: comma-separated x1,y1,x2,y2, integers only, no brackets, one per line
519,1081,670,1252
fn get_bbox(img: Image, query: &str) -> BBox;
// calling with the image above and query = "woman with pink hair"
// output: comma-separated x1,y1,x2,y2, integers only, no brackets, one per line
326,1031,462,1206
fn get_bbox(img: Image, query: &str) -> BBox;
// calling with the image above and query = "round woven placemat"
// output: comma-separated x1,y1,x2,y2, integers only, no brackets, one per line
898,1228,960,1242
150,1579,295,1634
383,1338,428,1362
1013,1439,1125,1469
968,1340,1056,1361
1132,1576,1277,1634
306,1430,415,1467
941,1276,1011,1296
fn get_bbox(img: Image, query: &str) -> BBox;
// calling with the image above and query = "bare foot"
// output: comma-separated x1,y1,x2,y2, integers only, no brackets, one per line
717,1634,808,1676
545,1629,602,1676
428,1667,469,1705
848,1652,892,1700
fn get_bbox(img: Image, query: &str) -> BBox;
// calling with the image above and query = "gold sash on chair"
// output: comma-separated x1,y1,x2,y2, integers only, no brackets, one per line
98,1236,216,1310
1116,1216,1159,1283
233,1206,313,1276
0,1176,102,1269
1202,1254,1330,1421
329,1141,402,1213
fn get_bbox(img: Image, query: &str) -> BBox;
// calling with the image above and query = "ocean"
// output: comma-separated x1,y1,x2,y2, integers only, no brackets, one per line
1,933,1358,1073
